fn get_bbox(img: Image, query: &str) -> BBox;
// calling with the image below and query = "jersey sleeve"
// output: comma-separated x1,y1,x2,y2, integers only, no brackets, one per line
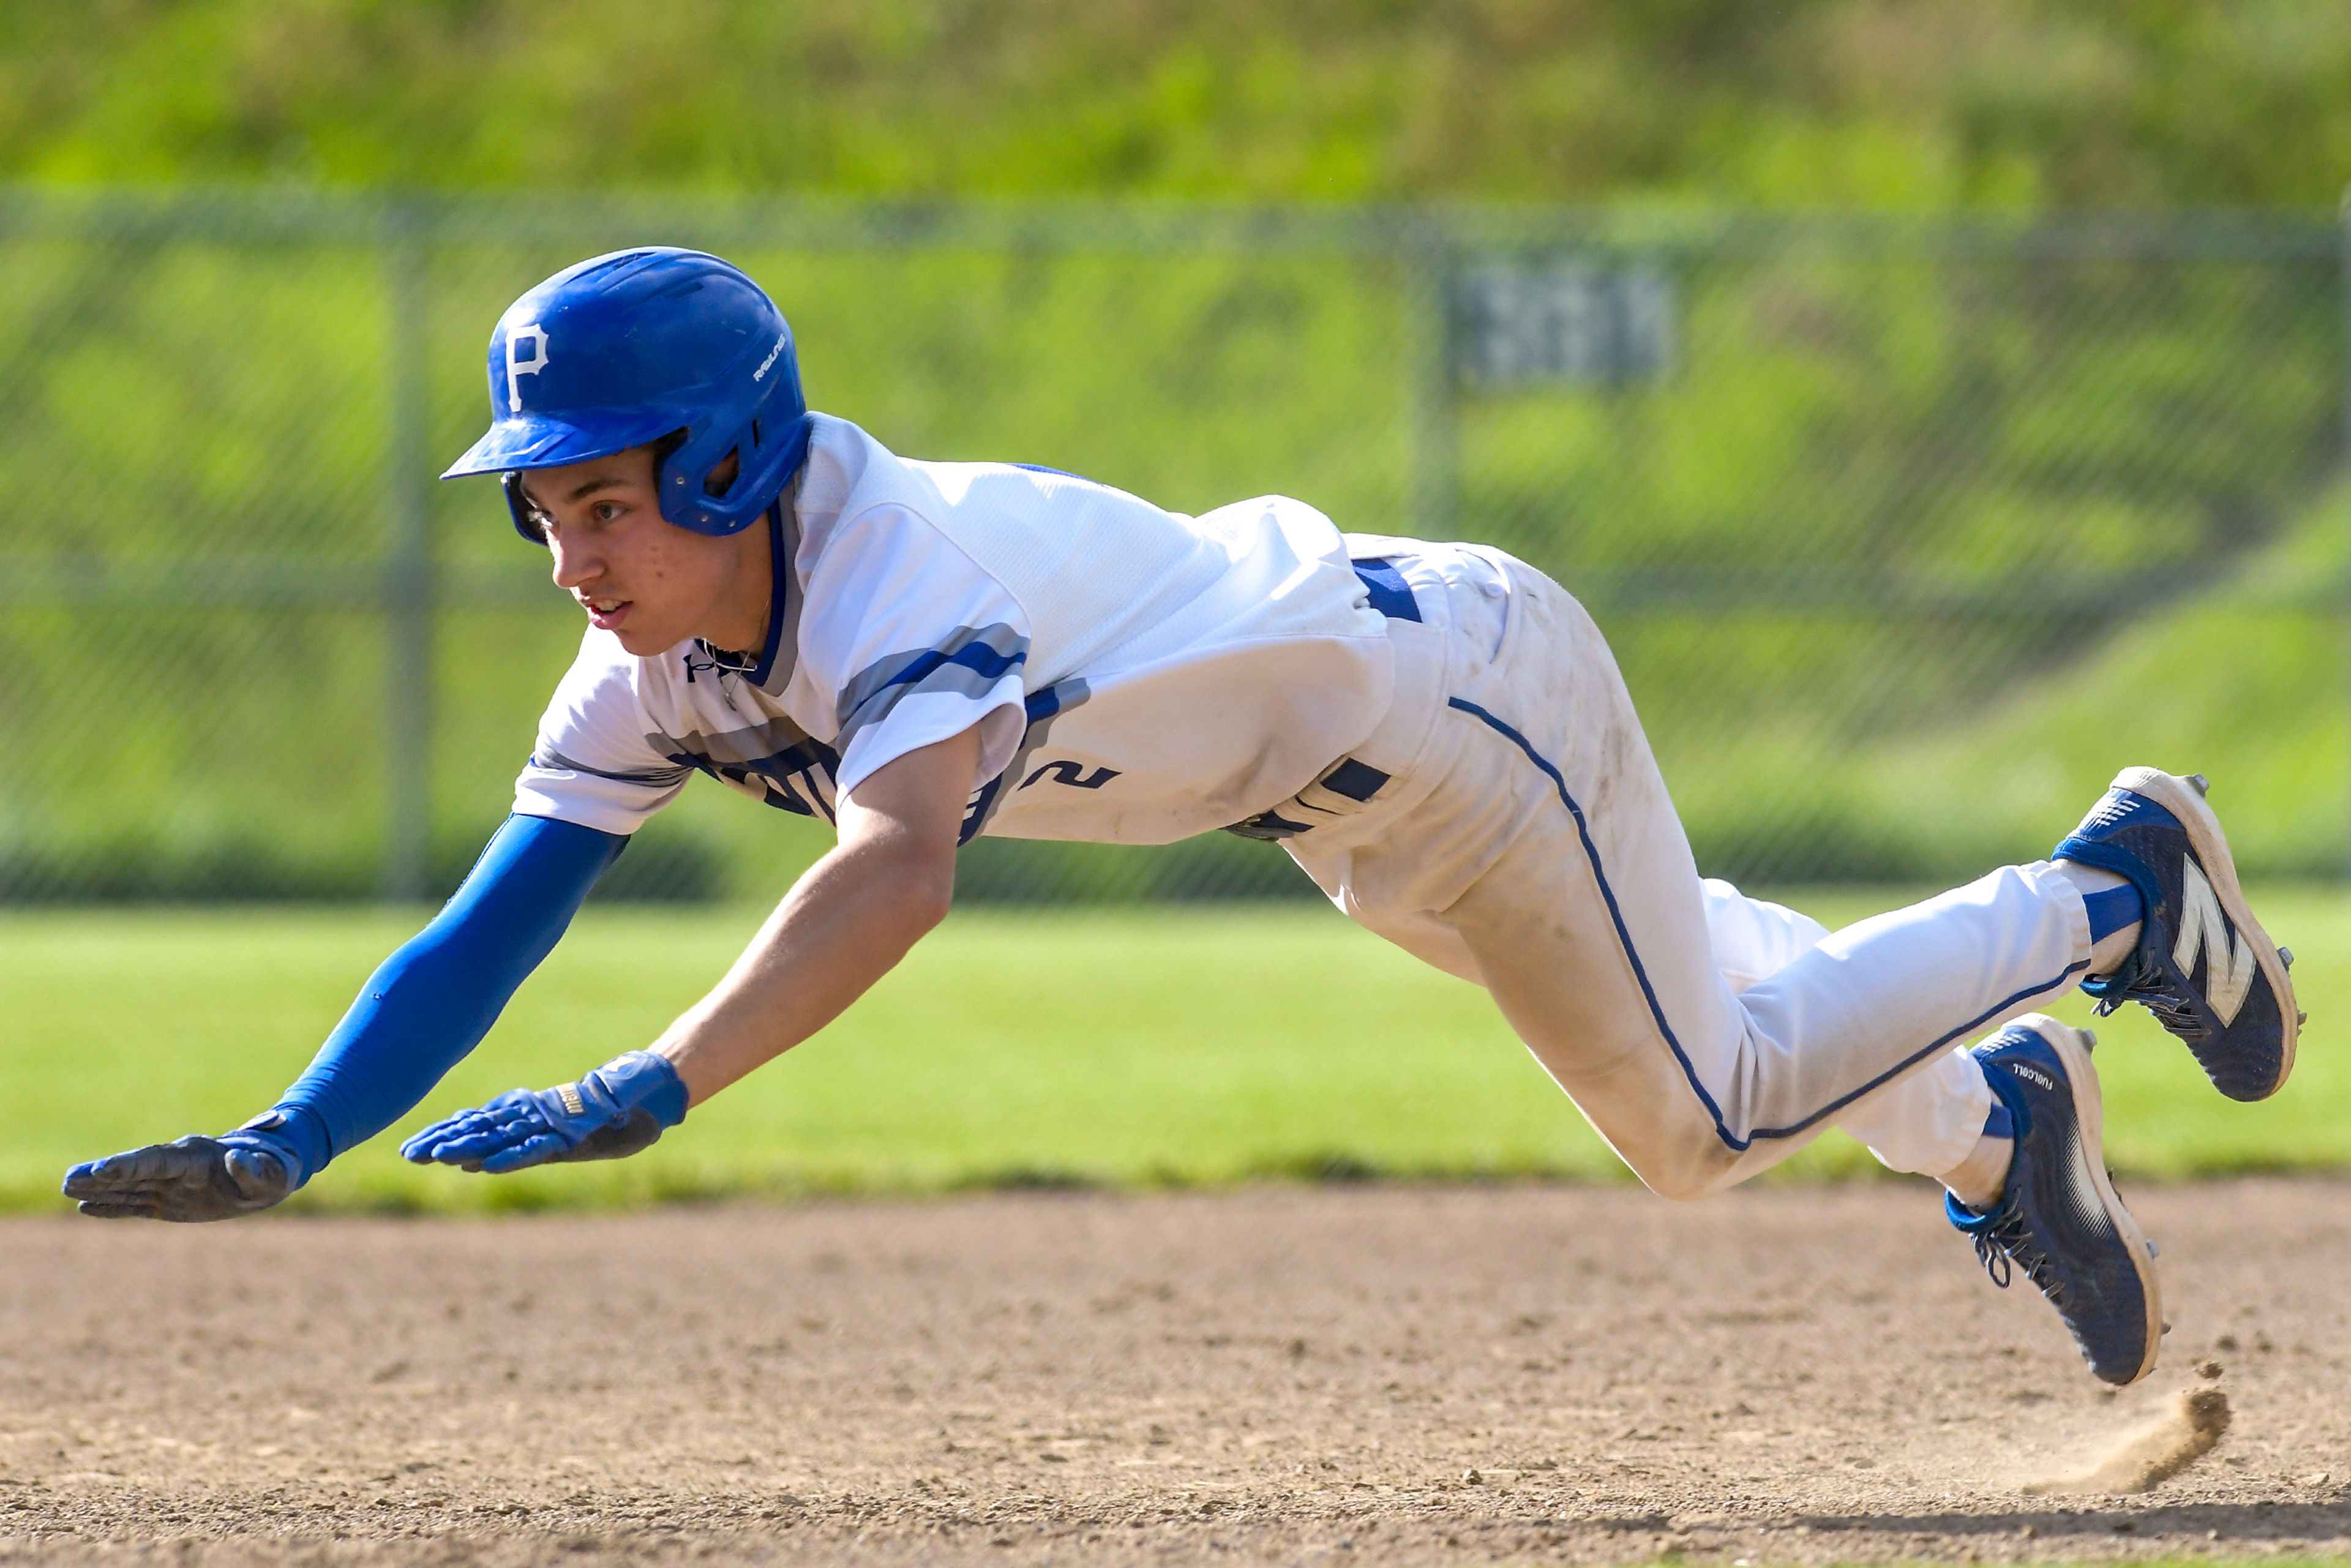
801,505,1032,803
512,633,696,835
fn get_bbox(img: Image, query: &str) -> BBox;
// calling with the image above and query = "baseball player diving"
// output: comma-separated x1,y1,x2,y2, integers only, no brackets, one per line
65,248,2302,1388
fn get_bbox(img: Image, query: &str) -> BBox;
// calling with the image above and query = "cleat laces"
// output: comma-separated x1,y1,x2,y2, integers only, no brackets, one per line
1971,1210,2066,1305
2080,948,2210,1043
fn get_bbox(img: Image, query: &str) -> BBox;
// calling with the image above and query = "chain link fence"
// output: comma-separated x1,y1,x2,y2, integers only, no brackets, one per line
0,190,2343,904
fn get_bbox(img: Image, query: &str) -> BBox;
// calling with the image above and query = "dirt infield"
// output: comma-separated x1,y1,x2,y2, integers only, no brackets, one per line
5,1180,2350,1566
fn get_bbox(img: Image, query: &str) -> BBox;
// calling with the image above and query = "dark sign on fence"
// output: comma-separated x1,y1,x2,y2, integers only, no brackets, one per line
1450,259,1676,386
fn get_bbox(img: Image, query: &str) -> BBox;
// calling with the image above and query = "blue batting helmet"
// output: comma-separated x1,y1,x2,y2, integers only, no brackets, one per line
442,247,812,541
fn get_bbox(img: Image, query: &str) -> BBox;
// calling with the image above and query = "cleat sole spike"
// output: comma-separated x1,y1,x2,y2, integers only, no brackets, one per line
2145,1238,2161,1258
2186,773,2210,795
2281,947,2295,969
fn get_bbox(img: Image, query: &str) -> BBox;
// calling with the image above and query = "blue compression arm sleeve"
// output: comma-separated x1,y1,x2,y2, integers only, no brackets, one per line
264,814,626,1182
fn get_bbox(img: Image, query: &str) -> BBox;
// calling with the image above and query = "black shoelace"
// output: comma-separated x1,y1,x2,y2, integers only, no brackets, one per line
1973,1214,2067,1307
2087,950,2211,1042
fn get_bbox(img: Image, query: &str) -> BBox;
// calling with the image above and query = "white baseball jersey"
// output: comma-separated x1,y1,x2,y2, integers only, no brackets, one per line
514,413,1398,844
516,410,2110,1236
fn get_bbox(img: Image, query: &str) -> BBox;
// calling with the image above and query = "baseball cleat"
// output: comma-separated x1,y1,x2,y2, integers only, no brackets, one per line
1949,1016,2161,1386
2053,767,2297,1101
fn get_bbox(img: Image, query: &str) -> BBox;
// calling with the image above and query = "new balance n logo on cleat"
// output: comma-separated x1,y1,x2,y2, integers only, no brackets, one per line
2053,767,2295,1102
2175,860,2256,1027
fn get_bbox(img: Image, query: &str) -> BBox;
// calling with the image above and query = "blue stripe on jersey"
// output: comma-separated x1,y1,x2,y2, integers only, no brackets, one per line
879,636,1025,694
835,624,1030,757
744,502,795,689
1352,558,1422,623
1024,680,1075,724
1010,462,1095,483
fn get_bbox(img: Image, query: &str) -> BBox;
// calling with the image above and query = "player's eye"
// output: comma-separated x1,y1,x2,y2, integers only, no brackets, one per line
591,501,627,523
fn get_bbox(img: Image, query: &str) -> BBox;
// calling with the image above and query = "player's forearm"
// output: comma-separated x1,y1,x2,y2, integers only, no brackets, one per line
272,814,624,1172
651,832,952,1103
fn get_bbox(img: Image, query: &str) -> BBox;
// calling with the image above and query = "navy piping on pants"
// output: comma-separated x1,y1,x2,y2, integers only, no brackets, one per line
1446,697,2089,1152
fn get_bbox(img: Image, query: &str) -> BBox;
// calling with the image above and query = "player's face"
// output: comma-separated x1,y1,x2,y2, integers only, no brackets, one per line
522,448,767,657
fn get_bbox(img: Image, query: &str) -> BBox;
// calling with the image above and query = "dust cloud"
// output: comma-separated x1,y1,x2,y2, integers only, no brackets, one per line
2024,1385,2232,1496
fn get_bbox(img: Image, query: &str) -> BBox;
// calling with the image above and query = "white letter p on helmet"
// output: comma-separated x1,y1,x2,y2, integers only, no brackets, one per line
504,322,550,412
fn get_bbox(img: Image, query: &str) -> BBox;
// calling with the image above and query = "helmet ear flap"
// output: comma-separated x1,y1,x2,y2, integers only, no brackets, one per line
659,420,738,532
656,400,810,536
503,471,549,546
646,427,692,490
702,447,742,498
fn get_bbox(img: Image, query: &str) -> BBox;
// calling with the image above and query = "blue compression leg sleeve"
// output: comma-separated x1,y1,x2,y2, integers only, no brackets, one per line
263,814,626,1183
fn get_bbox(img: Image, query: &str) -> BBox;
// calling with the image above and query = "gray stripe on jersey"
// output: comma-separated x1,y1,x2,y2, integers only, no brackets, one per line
531,746,696,788
834,622,1029,754
656,713,828,769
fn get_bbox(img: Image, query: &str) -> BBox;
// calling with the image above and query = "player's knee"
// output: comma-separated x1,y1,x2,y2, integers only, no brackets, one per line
1638,1164,1728,1203
1619,1135,1744,1202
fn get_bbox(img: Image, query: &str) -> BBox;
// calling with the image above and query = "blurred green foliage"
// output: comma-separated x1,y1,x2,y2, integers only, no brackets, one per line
2,5,2348,899
7,2,2351,208
0,198,2342,898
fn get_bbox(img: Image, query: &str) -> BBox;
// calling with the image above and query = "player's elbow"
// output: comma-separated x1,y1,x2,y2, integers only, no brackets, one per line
899,865,956,936
869,842,956,937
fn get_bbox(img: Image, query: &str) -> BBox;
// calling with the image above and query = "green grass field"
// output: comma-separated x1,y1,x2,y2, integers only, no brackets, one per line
6,887,2345,1214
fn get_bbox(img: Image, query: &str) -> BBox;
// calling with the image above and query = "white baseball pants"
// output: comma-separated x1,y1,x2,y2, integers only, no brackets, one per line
1283,539,2094,1199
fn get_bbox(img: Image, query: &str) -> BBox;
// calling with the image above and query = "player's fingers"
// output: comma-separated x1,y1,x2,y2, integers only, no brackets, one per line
65,1144,174,1187
75,1198,163,1220
62,1142,199,1197
400,1124,459,1161
413,1118,539,1166
401,1105,494,1144
401,1109,505,1162
401,1098,537,1162
477,1131,572,1174
452,1103,546,1149
61,1163,122,1199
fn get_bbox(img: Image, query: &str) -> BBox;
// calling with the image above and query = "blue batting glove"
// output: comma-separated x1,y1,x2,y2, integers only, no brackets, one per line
63,1110,314,1221
400,1051,688,1174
